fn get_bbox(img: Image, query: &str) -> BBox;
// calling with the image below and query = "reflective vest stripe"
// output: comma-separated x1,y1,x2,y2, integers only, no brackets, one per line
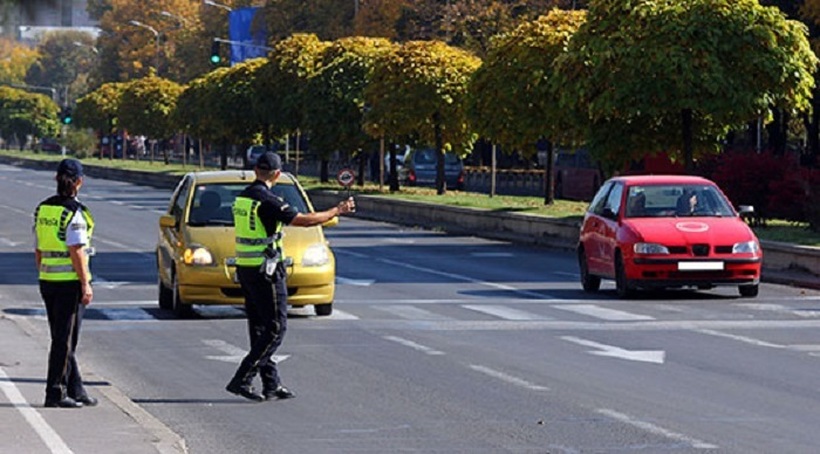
39,264,75,273
41,251,70,258
236,236,276,246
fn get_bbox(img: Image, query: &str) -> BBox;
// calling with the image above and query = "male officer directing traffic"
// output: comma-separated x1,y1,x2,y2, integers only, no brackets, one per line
226,151,355,401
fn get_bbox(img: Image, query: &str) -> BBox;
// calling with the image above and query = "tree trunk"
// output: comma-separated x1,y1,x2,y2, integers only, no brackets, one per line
433,112,445,195
389,141,400,192
682,108,694,173
320,158,329,183
543,140,555,205
804,98,819,168
766,107,788,155
220,140,228,170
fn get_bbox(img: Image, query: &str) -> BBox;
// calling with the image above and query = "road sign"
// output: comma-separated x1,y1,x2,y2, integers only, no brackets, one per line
337,168,355,187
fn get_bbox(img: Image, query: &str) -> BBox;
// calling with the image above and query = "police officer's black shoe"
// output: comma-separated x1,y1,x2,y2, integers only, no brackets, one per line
73,395,98,407
44,397,83,408
264,385,295,400
226,381,264,402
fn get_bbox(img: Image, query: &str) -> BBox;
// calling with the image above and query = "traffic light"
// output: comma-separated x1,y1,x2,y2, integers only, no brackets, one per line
60,107,73,125
210,40,222,65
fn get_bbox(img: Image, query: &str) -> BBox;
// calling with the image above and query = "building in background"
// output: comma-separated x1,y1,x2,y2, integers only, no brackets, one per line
1,0,98,42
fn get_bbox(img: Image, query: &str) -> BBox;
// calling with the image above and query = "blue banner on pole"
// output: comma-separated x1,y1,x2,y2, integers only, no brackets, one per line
228,7,268,65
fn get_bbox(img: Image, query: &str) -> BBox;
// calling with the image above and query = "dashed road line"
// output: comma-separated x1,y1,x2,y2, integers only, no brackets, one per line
383,335,445,355
468,364,549,391
554,304,654,321
461,304,549,321
597,408,718,450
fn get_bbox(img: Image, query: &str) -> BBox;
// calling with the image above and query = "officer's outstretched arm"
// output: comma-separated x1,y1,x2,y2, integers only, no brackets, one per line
290,197,355,227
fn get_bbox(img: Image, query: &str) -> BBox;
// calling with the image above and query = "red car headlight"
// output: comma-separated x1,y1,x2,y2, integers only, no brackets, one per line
633,243,670,254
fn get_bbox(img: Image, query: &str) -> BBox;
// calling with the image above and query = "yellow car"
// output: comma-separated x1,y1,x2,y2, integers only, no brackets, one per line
156,170,337,318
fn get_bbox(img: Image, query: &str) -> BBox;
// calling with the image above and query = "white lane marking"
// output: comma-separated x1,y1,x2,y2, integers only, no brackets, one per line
461,304,549,321
375,305,453,321
0,237,22,247
383,335,444,355
384,238,416,244
555,304,654,321
91,277,129,289
696,329,785,349
375,257,552,299
597,408,718,450
470,252,513,258
0,202,31,215
0,367,74,454
336,277,375,286
203,339,289,363
562,336,665,364
468,365,549,391
697,329,820,354
553,271,580,278
737,303,820,318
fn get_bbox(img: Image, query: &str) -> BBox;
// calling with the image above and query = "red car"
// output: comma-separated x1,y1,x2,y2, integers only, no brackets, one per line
577,175,762,298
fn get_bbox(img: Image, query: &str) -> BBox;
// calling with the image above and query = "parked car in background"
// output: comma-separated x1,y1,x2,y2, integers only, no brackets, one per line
553,148,603,201
404,148,465,190
577,175,762,298
157,170,338,318
38,137,62,153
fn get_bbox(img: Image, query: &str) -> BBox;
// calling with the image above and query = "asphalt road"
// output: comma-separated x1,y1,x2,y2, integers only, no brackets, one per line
2,164,820,454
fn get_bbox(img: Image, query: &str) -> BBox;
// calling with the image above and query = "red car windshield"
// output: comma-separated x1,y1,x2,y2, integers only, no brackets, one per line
625,184,735,218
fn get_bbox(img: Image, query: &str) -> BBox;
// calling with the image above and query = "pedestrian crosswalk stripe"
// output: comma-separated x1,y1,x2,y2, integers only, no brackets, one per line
374,305,454,321
553,304,654,321
461,304,549,321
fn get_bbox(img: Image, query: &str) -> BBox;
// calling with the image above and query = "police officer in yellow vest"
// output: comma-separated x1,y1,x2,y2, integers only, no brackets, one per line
226,152,355,401
34,159,98,408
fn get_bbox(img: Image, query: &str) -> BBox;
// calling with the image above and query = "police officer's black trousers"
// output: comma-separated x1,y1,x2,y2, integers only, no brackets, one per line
231,266,288,390
40,280,87,402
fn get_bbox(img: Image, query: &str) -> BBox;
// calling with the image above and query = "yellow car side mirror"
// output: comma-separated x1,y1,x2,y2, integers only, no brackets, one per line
159,214,177,229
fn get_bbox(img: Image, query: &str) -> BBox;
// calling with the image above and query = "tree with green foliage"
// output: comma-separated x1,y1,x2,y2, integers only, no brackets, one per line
0,37,39,85
468,9,586,204
24,30,98,107
304,36,397,184
175,68,234,168
0,86,60,149
75,81,126,135
118,72,184,163
365,40,481,194
211,57,268,166
254,34,330,162
553,0,818,173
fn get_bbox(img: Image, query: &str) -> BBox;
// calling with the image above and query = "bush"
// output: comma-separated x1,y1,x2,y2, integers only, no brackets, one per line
703,149,811,224
63,128,98,159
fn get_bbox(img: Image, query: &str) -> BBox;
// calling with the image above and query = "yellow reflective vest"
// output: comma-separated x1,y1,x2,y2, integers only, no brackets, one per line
34,203,94,281
232,196,282,267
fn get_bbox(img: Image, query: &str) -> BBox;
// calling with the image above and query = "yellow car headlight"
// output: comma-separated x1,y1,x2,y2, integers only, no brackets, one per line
184,246,214,265
302,243,330,267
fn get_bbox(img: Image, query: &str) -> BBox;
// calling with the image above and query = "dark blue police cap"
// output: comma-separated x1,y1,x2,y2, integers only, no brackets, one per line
256,152,282,171
57,158,83,178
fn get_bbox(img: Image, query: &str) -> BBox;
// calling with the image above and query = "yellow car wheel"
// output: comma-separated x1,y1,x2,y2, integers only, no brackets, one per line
171,271,195,319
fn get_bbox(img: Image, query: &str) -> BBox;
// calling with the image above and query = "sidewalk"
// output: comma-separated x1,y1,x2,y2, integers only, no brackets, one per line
0,313,185,454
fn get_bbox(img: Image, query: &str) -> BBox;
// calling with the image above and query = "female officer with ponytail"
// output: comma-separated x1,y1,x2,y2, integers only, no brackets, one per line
34,158,97,409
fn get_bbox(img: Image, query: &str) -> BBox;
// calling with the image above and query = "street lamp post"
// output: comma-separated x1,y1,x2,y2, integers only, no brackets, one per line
160,10,190,26
128,20,160,74
203,0,232,12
